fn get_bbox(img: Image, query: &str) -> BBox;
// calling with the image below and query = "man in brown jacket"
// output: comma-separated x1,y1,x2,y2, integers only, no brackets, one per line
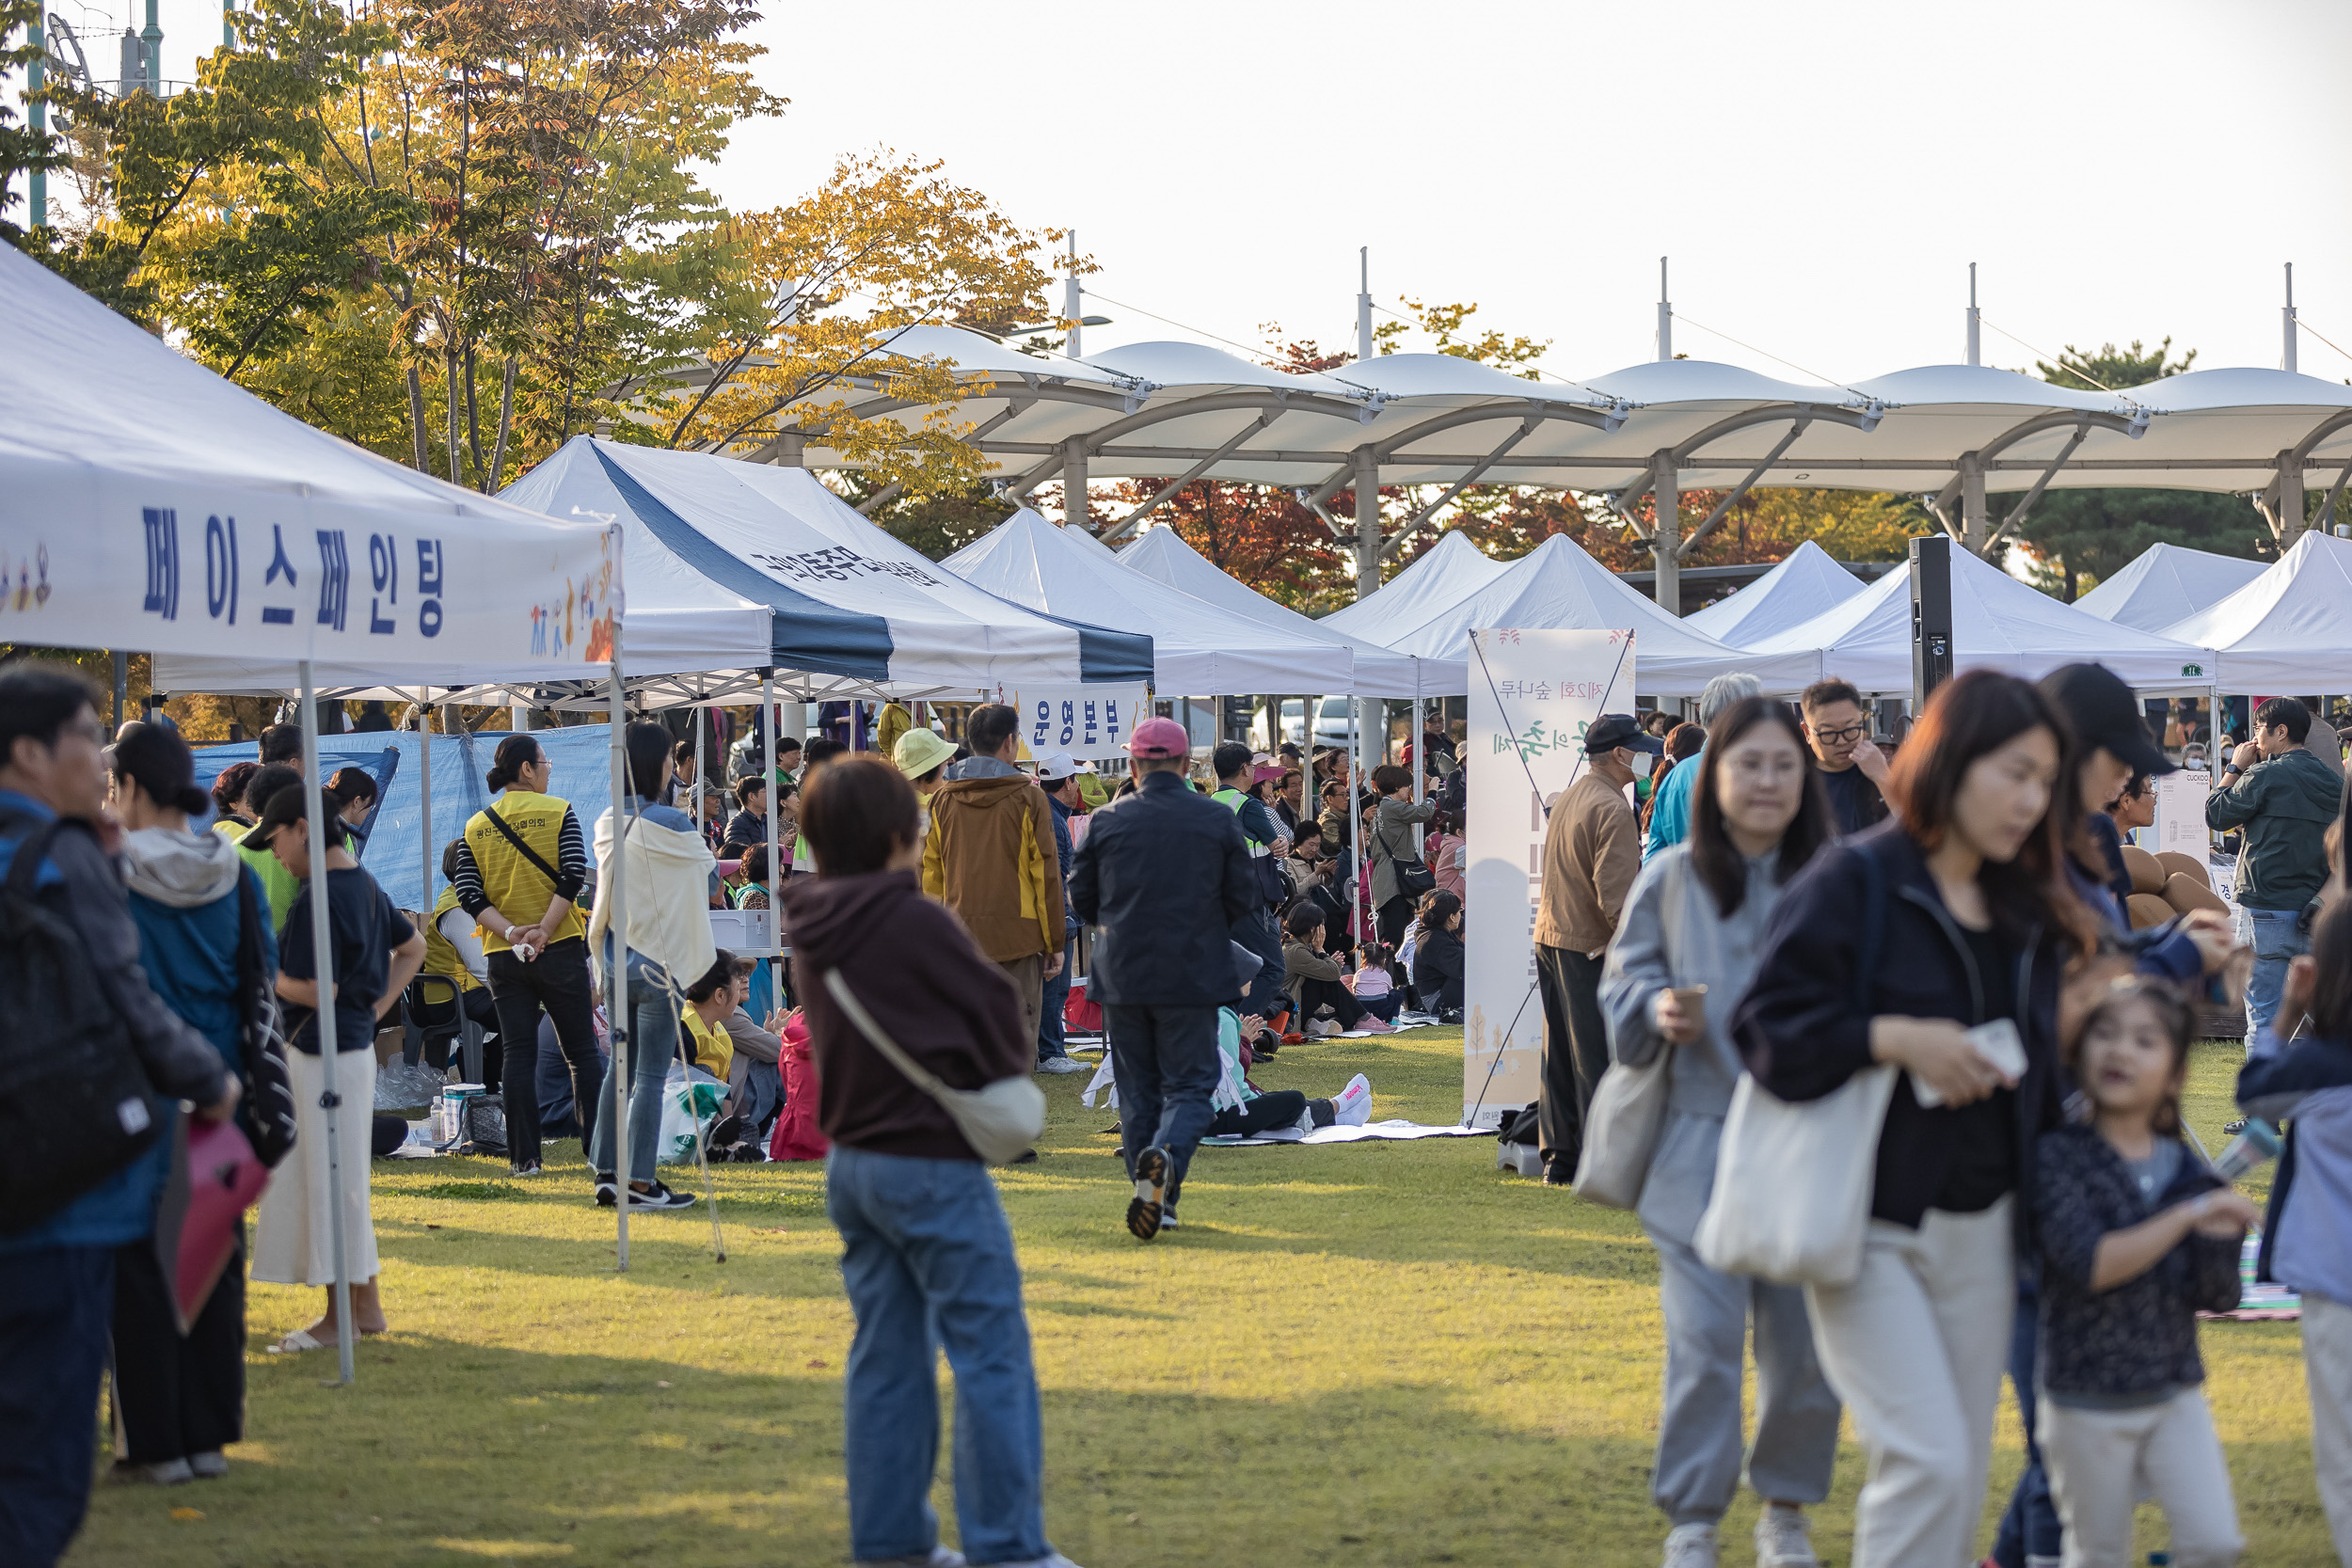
1533,712,1655,1185
922,704,1065,1053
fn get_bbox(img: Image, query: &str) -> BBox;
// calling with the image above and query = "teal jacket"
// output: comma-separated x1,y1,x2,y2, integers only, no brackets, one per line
1645,746,1701,858
2205,747,2341,910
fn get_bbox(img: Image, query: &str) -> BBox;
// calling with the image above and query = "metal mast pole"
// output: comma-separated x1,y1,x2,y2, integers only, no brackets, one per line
417,687,432,934
1063,233,1084,359
140,0,161,93
26,18,43,226
2281,263,2307,545
1353,249,1379,603
1652,261,1679,611
1966,263,1980,368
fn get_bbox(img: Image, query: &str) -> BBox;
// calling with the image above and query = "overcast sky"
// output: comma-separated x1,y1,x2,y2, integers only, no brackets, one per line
68,0,2352,386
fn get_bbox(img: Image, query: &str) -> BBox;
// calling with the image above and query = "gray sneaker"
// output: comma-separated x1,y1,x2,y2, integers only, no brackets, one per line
1753,1509,1818,1568
1036,1054,1089,1075
1661,1522,1718,1568
189,1451,229,1480
853,1549,966,1568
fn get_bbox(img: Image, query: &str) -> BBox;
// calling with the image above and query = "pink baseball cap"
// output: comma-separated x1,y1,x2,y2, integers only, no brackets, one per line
1127,716,1191,758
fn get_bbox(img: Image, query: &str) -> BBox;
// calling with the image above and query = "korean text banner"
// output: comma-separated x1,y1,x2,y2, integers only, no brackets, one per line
999,684,1150,762
7,452,618,677
1462,627,1634,1128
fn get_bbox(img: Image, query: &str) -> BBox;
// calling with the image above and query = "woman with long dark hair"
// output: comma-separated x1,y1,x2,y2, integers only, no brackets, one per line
1733,671,2097,1568
449,734,603,1177
1601,697,1841,1568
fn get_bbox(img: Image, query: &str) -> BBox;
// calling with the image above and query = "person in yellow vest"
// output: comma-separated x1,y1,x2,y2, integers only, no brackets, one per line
873,701,914,767
449,734,603,1178
226,761,302,931
420,839,501,1068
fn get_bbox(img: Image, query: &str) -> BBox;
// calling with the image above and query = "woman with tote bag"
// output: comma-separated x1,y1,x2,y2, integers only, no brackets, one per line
1597,698,1842,1568
1729,672,2095,1568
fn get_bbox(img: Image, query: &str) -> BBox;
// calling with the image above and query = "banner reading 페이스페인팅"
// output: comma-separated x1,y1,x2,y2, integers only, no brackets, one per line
996,684,1150,762
1463,628,1636,1129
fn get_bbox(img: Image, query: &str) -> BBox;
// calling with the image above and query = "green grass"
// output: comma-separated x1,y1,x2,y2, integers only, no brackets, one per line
70,1036,2331,1567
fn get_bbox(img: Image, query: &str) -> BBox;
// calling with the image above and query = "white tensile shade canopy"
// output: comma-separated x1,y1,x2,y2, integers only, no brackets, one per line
1683,540,1872,650
1359,532,1822,697
0,243,635,1376
2073,542,2273,633
944,507,1353,696
1754,545,2219,694
2160,531,2352,693
1321,529,1510,646
490,438,1153,705
1115,525,1422,697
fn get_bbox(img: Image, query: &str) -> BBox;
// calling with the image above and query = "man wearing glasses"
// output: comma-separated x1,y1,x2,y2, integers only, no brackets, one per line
1799,677,1892,837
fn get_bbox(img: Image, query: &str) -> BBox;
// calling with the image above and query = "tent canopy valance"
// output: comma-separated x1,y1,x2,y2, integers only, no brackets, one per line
2074,542,2270,633
2160,531,2352,694
1681,539,1871,652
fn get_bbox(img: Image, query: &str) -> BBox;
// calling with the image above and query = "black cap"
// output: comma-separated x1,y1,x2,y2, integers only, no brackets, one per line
240,782,345,852
1585,713,1663,756
2039,663,2174,780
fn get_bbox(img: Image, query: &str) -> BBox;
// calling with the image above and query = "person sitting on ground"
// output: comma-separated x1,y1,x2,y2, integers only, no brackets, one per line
1281,902,1391,1036
716,954,787,1140
1209,1009,1373,1141
421,838,502,1073
1412,888,1466,1020
1346,942,1403,1022
726,774,771,847
1425,809,1467,899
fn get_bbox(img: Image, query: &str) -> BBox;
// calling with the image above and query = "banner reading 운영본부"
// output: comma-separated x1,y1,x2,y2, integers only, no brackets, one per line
1462,627,1635,1129
996,683,1150,762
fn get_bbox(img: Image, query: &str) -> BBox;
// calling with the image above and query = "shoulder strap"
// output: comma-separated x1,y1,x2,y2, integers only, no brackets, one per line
822,968,950,1101
482,801,563,888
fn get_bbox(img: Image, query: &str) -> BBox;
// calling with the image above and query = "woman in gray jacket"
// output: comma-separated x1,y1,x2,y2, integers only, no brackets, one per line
1365,764,1436,947
1599,697,1842,1568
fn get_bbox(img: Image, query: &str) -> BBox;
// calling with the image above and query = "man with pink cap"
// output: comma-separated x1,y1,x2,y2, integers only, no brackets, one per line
1066,717,1257,1240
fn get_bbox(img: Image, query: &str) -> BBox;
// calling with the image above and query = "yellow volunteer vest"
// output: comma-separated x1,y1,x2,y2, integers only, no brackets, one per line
421,885,483,993
463,790,586,954
681,1005,734,1082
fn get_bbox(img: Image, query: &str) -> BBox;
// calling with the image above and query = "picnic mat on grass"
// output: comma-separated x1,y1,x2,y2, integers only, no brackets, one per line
1200,1119,1490,1148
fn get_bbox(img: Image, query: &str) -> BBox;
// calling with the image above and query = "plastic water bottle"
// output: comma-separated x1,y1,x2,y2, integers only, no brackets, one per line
2212,1119,2282,1181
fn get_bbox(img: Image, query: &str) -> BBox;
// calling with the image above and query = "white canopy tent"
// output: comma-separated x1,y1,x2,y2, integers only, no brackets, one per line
0,245,632,1375
1321,529,1509,646
1684,540,1871,650
943,507,1353,696
1753,543,2219,694
1359,531,1822,697
2074,542,2271,633
2160,531,2352,693
1115,524,1423,696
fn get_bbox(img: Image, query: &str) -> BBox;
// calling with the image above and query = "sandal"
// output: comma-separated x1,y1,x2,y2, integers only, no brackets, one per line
266,1327,327,1355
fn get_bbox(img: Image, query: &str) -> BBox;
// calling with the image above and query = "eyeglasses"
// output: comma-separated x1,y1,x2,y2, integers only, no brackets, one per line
1810,722,1868,745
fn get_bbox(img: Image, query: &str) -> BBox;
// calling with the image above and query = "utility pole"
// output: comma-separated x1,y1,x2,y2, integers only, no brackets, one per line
2280,262,2307,545
141,0,162,93
2284,261,2299,375
1651,259,1678,611
1353,248,1379,601
1966,262,1980,368
1063,233,1084,358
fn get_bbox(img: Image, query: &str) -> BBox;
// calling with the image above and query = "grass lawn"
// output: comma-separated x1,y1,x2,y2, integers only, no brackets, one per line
70,1033,2329,1567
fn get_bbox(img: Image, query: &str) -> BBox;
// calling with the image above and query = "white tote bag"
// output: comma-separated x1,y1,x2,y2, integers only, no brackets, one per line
1692,1063,1898,1288
1571,857,1686,1211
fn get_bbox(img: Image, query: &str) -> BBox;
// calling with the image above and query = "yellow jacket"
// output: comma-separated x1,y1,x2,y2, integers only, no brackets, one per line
421,885,484,993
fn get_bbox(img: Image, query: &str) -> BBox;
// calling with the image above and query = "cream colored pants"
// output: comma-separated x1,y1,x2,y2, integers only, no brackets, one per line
2305,1291,2352,1565
1804,1199,2014,1568
2039,1386,2242,1568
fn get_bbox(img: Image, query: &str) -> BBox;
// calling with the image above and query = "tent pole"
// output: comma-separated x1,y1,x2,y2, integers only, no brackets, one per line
611,636,631,1272
1349,697,1364,948
418,687,432,932
694,709,706,836
764,670,779,882
300,659,356,1386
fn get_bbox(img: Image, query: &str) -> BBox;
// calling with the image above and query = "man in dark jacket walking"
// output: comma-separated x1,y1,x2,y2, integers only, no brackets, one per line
2207,696,2343,1037
1068,718,1256,1240
0,665,239,1568
1033,752,1088,1075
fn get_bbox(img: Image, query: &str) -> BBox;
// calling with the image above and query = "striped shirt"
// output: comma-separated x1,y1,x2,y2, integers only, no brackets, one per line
453,792,589,954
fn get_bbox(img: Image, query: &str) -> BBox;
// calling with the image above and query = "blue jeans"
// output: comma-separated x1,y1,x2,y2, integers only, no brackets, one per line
0,1244,116,1567
824,1145,1049,1566
1104,1004,1221,1210
1037,936,1073,1061
2247,906,2312,1038
590,970,679,1185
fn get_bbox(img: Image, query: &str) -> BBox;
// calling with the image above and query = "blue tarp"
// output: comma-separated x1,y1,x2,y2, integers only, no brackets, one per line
192,725,616,911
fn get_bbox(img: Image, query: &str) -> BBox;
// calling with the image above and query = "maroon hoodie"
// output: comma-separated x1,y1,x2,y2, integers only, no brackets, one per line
784,868,1029,1161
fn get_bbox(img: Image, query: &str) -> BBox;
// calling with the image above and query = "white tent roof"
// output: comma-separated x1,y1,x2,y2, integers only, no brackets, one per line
492,438,1152,701
2073,542,2271,633
2160,531,2352,693
0,245,614,691
1321,530,1510,646
1361,532,1821,697
1754,544,2218,694
1115,525,1424,696
944,507,1354,696
1684,540,1871,650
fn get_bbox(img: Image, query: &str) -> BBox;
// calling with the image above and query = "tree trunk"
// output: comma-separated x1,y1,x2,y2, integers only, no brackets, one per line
444,347,464,486
405,365,430,472
487,355,517,494
464,342,485,477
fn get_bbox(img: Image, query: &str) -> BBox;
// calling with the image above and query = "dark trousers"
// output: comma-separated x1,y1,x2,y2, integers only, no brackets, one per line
1104,1004,1220,1210
1376,894,1415,950
1208,1089,1333,1139
1037,937,1073,1061
1232,909,1286,1018
1294,974,1366,1030
0,1245,115,1567
485,937,601,1166
1535,944,1609,1172
111,1232,245,1465
1992,1284,2062,1565
1357,991,1401,1022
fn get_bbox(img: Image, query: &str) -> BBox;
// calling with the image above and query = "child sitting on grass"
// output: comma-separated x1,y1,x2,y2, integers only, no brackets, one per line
2033,979,2256,1568
1279,903,1393,1037
1345,942,1403,1022
1204,1010,1370,1148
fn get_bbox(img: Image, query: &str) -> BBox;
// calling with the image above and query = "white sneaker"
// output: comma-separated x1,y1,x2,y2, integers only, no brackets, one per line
1753,1509,1818,1568
1036,1055,1089,1075
1661,1522,1718,1568
1330,1073,1373,1126
1308,1019,1343,1038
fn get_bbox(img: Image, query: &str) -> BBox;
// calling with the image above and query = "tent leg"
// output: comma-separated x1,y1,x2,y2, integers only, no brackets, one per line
1349,697,1364,948
300,659,357,1387
418,685,432,939
611,649,631,1273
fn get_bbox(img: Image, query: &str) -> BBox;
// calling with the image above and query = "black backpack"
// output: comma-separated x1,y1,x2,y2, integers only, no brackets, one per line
0,818,164,1232
230,871,297,1168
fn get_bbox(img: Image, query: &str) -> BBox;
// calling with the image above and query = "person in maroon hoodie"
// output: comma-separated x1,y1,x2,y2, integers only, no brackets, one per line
785,756,1082,1568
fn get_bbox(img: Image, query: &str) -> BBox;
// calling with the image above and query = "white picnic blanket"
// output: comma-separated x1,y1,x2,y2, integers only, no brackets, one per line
1201,1119,1489,1148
